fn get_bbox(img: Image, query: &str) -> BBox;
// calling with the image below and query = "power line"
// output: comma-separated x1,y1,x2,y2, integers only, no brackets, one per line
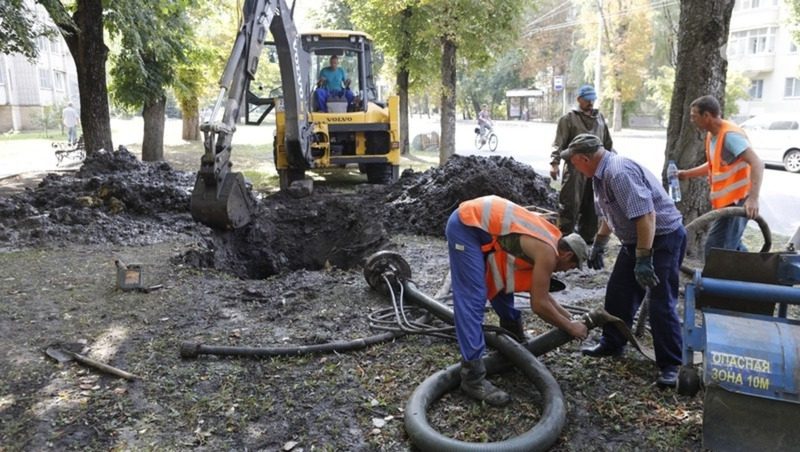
524,1,573,30
524,0,678,37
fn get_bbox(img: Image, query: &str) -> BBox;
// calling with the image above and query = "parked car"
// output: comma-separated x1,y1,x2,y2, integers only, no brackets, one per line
739,114,800,173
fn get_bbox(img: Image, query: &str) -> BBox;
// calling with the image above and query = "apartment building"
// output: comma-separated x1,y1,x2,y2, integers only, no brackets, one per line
728,0,800,117
0,1,79,132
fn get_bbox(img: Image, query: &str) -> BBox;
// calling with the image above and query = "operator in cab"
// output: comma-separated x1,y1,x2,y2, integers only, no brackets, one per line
314,55,354,112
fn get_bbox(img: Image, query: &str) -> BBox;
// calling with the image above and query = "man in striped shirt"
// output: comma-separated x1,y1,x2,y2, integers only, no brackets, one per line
562,134,686,388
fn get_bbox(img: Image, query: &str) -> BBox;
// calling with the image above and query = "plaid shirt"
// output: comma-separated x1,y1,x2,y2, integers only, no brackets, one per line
593,151,683,245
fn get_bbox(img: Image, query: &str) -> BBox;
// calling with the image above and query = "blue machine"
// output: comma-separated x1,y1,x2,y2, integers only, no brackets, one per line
679,250,800,451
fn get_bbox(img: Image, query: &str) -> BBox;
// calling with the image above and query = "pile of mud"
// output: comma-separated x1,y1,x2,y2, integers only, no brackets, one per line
0,147,196,248
384,155,557,236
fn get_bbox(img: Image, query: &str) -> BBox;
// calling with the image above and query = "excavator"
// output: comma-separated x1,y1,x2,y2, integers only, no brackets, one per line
190,0,401,229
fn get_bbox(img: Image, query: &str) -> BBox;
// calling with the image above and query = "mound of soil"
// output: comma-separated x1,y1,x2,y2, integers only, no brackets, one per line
0,147,196,248
384,155,557,236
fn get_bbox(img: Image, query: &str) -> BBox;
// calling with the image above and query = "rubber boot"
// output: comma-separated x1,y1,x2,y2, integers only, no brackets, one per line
459,359,511,406
499,317,526,342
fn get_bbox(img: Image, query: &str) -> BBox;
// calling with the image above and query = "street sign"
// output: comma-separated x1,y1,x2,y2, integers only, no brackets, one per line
554,75,564,92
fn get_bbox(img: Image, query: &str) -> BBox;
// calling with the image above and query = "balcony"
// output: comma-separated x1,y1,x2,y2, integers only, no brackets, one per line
730,7,780,32
728,53,775,75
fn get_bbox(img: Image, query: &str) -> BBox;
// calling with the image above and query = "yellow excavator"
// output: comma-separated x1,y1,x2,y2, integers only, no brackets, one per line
190,0,401,229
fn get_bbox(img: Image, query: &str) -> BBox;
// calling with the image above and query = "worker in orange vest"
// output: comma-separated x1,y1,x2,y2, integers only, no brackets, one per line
678,95,764,256
446,195,589,406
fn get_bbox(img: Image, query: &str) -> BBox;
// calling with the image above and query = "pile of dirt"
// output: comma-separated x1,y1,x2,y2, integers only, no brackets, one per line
0,147,196,248
384,155,557,236
0,151,559,280
187,155,559,279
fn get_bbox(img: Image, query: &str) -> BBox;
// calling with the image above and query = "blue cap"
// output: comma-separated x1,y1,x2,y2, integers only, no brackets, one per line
577,84,597,101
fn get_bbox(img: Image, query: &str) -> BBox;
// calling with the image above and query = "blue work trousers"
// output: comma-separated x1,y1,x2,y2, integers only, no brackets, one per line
446,210,518,362
705,199,748,257
601,226,686,370
315,88,354,112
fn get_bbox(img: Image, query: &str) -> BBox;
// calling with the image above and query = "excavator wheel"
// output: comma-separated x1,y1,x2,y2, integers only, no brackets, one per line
366,163,398,184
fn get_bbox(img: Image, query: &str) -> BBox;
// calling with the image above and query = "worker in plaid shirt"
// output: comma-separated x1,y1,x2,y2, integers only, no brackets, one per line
560,133,686,388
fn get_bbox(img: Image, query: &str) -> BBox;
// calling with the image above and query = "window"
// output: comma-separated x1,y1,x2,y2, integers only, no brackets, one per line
38,68,52,89
735,0,779,9
54,71,66,91
37,37,50,53
749,79,764,99
791,41,798,54
729,28,776,56
785,78,800,97
0,59,6,85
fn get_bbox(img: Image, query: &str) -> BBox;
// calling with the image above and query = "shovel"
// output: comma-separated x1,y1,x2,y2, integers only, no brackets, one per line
45,345,140,381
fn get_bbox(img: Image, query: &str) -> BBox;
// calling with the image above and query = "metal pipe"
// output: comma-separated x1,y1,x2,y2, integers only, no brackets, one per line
698,277,800,305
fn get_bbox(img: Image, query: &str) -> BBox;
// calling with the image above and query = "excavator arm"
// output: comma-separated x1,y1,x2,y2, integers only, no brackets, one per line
190,0,312,229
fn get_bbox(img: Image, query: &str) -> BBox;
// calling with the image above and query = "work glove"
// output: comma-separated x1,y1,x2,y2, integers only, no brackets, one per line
588,235,610,270
633,250,660,289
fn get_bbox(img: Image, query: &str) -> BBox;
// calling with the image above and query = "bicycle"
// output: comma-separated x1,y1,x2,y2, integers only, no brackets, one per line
474,127,498,152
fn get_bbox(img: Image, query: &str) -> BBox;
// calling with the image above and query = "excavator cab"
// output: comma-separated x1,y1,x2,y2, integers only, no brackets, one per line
273,31,400,189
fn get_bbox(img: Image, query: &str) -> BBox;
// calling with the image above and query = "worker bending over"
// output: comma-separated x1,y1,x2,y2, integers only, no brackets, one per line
446,195,589,406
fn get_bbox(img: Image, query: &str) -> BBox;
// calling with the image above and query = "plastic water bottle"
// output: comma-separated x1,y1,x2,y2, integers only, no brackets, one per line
667,160,681,203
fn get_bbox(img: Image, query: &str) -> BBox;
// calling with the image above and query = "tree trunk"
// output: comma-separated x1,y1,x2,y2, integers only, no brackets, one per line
665,0,735,255
397,69,410,156
141,95,166,161
439,37,457,166
180,96,200,141
397,7,412,156
612,92,623,132
55,0,114,155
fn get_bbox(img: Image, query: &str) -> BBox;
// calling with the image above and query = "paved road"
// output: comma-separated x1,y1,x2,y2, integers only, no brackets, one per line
2,116,798,237
411,117,800,238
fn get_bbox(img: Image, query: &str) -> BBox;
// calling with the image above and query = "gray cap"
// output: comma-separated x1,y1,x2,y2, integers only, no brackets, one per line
560,133,602,160
561,233,589,268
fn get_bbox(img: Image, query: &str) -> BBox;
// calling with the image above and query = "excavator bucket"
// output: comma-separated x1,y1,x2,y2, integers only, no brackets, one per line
190,171,254,230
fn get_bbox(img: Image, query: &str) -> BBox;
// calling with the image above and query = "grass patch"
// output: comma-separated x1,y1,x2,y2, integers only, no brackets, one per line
0,130,68,141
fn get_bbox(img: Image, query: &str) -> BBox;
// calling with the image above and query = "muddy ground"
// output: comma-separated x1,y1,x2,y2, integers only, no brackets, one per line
0,149,704,451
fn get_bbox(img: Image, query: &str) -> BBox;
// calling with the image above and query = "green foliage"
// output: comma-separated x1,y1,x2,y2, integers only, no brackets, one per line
0,0,57,60
309,0,355,30
724,70,750,117
459,48,532,117
108,0,195,109
647,66,749,120
645,65,675,119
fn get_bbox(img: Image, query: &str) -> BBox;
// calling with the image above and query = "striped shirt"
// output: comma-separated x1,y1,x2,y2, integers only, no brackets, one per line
592,151,683,244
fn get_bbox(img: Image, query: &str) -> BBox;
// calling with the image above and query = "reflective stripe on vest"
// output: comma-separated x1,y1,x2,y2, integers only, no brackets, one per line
705,120,752,209
458,195,560,297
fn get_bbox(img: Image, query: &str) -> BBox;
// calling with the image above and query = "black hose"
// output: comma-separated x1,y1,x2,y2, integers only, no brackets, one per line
179,327,409,359
681,206,771,275
405,331,568,452
402,280,571,451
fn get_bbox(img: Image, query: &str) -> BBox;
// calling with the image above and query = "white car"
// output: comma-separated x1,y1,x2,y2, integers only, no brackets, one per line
739,115,800,173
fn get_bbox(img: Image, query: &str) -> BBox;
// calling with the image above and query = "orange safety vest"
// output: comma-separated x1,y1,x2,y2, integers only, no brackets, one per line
458,195,561,299
705,120,752,209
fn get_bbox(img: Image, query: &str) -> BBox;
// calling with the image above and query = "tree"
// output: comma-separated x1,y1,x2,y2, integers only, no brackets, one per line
520,0,578,121
108,0,194,161
665,0,735,252
38,0,114,154
580,0,653,131
0,0,55,60
459,49,531,119
647,66,749,122
348,0,436,157
428,1,527,165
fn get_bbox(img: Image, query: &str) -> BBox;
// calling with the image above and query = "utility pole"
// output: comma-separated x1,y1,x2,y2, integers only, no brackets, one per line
595,0,603,98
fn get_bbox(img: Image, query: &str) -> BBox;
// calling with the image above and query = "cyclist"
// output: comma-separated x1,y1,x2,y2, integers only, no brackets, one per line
477,104,493,145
